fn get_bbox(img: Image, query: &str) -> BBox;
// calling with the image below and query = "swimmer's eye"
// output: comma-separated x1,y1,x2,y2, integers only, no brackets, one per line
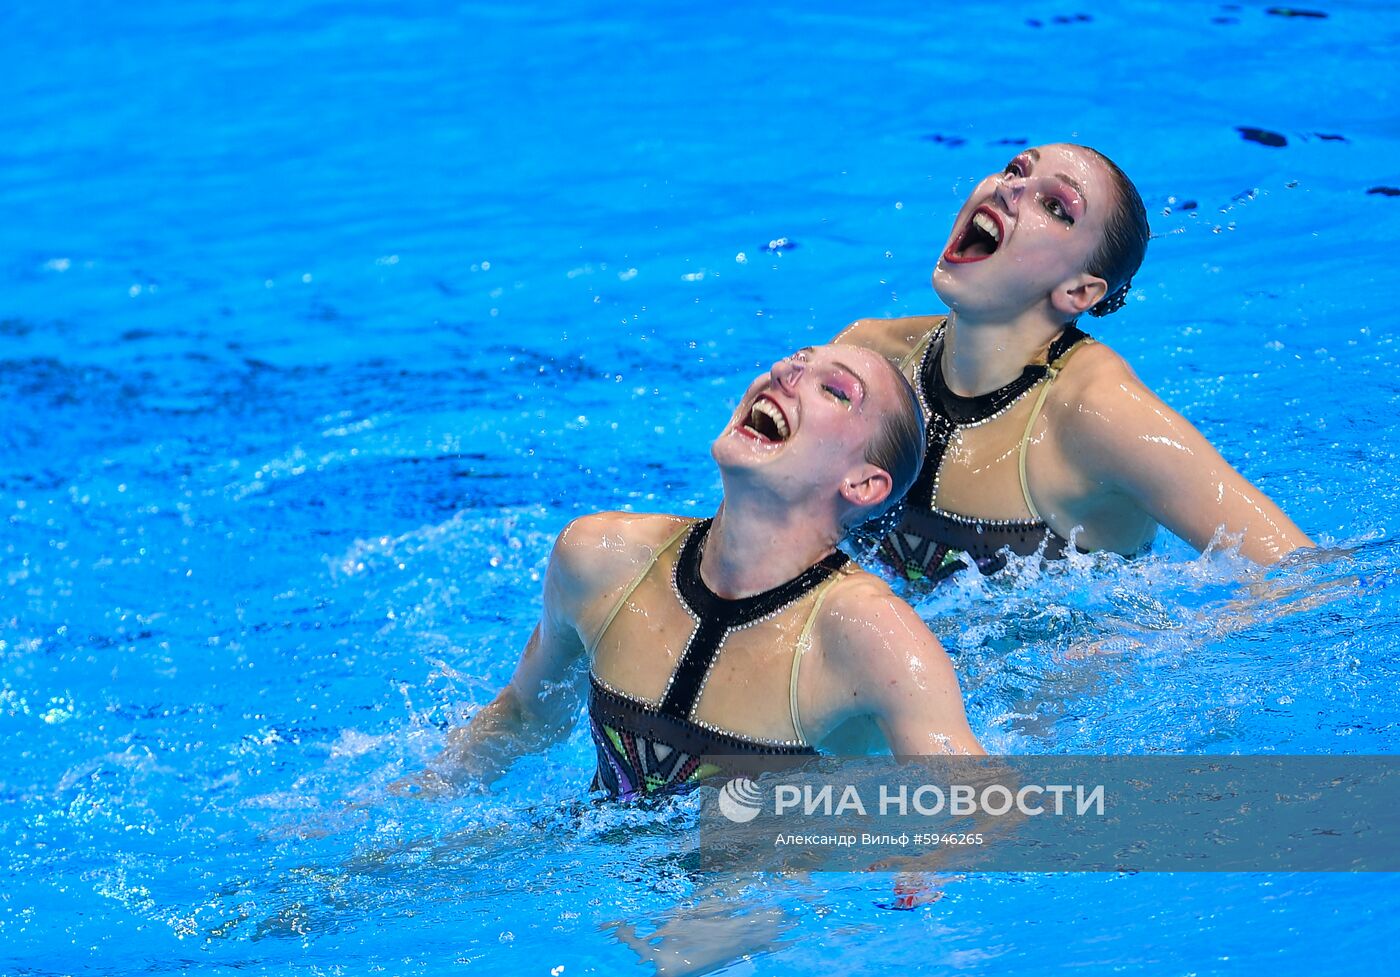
1043,195,1075,225
823,384,852,405
1003,155,1031,178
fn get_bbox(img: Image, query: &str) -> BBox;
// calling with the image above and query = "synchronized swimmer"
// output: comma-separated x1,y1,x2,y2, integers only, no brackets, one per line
409,143,1312,800
406,345,982,798
839,143,1311,583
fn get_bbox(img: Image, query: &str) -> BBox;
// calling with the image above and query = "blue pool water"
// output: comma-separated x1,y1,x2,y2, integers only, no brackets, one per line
4,0,1399,972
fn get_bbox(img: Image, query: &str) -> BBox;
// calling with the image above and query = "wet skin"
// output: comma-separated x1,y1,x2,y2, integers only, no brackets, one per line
838,144,1312,564
416,344,983,794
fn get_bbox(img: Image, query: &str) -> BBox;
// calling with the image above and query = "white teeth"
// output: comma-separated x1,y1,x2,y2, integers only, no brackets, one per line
750,399,790,439
973,212,1001,242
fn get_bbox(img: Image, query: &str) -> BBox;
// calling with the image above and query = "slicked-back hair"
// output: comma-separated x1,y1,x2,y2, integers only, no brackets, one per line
856,357,927,527
1081,146,1150,318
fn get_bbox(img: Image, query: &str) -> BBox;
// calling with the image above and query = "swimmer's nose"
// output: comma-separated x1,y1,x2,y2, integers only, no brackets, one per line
995,173,1024,214
771,354,805,391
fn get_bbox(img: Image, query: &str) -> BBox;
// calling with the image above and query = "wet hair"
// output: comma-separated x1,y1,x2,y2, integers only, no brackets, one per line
1080,146,1150,318
852,357,926,529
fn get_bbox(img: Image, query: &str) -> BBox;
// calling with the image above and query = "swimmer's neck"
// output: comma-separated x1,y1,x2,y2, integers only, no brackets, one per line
699,500,841,600
940,308,1063,397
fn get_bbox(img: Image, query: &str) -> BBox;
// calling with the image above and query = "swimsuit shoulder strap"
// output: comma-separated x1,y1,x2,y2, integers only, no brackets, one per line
585,518,695,660
1017,329,1097,521
787,564,859,746
897,317,947,374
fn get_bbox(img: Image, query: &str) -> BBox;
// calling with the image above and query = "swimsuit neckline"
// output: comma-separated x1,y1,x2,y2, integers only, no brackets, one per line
586,517,838,798
923,323,1078,427
673,518,850,629
878,321,1093,583
906,320,1088,524
658,518,848,723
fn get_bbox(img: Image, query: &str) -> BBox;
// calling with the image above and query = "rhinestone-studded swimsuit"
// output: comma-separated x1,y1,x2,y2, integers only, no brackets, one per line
879,321,1094,584
587,518,850,800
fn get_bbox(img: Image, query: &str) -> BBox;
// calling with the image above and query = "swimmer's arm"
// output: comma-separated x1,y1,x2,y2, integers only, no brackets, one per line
1067,373,1312,564
819,583,985,756
433,626,584,787
427,532,592,788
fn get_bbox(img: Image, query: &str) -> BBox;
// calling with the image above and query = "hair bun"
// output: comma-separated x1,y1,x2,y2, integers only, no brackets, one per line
1089,279,1132,318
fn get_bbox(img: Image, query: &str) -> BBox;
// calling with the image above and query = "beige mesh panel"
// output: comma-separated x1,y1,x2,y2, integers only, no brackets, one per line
591,540,691,704
591,536,821,745
688,603,813,743
924,393,1043,521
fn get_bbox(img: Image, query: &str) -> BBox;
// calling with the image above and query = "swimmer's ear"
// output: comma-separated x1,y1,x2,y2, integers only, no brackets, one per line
841,465,893,511
1051,272,1108,319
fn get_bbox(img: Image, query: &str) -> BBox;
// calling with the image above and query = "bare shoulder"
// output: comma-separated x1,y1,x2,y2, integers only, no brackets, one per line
821,570,908,623
550,511,692,595
1045,339,1201,488
814,570,942,674
1045,339,1153,431
1057,338,1141,392
834,315,945,364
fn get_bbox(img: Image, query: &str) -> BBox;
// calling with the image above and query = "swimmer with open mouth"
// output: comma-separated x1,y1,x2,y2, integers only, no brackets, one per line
837,143,1312,584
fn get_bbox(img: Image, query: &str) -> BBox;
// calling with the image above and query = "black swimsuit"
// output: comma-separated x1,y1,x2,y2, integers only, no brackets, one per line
879,322,1093,584
588,518,849,800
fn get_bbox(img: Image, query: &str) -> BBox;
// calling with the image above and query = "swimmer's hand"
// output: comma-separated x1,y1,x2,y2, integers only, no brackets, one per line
875,872,955,910
604,903,794,977
1064,546,1356,660
383,711,520,800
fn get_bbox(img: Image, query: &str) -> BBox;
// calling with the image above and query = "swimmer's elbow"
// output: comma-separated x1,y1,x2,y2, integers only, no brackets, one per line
920,724,987,758
1275,530,1316,559
476,683,570,741
1281,521,1316,553
960,734,989,757
1218,500,1314,565
883,710,987,758
1246,527,1316,566
435,685,565,786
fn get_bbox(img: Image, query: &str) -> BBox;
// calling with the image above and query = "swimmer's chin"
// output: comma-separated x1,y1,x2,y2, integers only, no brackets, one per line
712,424,791,467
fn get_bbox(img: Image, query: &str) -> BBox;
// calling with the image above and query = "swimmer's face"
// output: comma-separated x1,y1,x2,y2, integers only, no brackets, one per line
713,344,897,513
932,143,1113,320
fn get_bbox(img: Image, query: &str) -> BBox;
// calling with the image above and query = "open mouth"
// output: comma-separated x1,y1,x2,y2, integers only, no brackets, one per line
943,206,1003,264
739,396,791,444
